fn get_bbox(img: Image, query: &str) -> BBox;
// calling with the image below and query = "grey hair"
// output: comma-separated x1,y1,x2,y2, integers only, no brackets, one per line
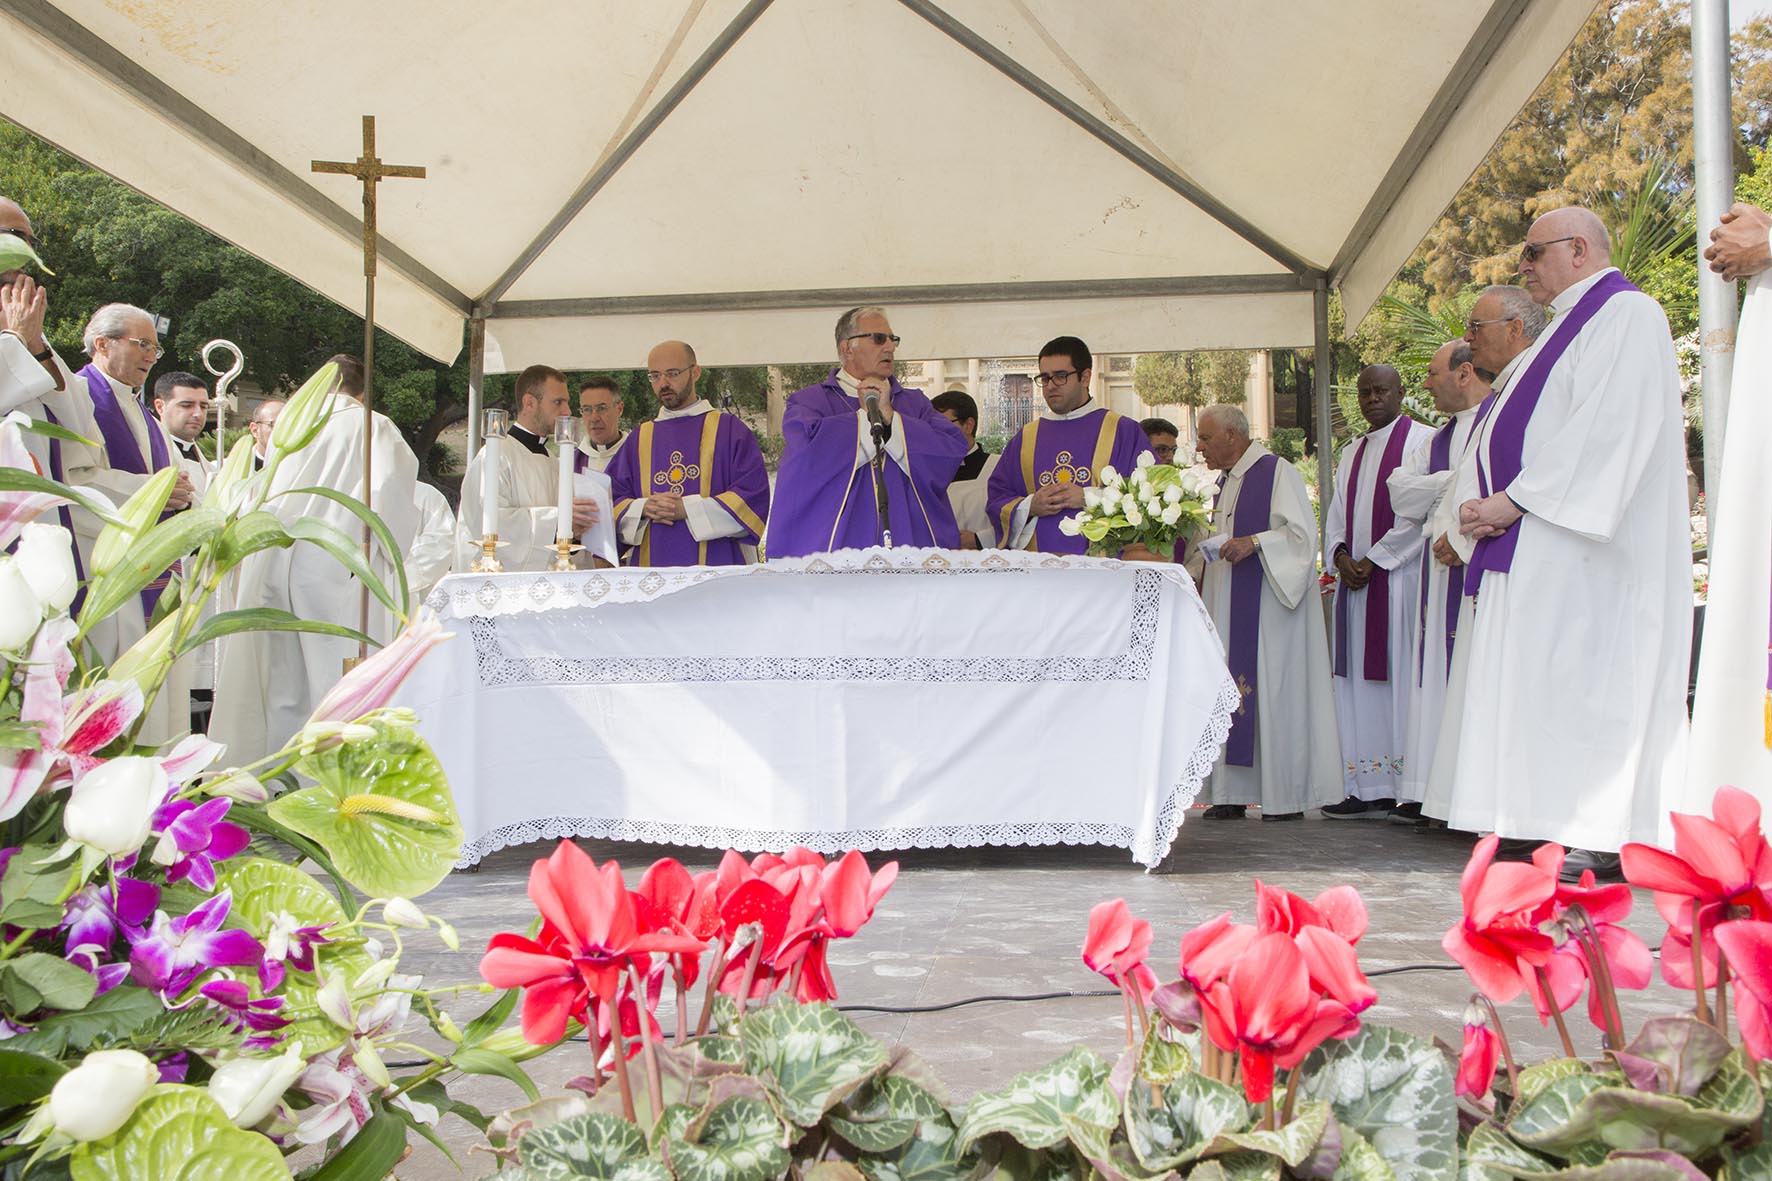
1480,285,1547,340
1198,403,1249,438
834,305,888,353
82,303,153,354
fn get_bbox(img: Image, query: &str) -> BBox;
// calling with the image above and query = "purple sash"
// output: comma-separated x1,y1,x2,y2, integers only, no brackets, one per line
73,363,178,615
1223,452,1278,766
1333,418,1416,681
1416,420,1462,685
1465,271,1638,594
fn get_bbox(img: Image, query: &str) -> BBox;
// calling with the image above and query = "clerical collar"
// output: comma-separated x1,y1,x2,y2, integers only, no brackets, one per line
1549,266,1619,318
97,367,137,400
656,398,713,421
1228,442,1270,479
508,423,549,455
1490,349,1530,392
1040,399,1097,423
174,438,200,461
834,370,883,399
582,430,626,455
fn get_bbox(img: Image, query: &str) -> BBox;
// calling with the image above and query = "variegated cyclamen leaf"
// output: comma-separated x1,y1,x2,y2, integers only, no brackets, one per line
956,1047,1117,1154
1187,1152,1282,1181
1724,1139,1772,1181
1136,1027,1195,1086
1206,1099,1330,1168
736,1002,888,1128
1459,1122,1559,1181
1571,1052,1763,1157
1329,1127,1396,1181
1122,1070,1249,1171
1505,1073,1610,1153
1615,1017,1733,1097
1510,1058,1590,1110
666,1095,790,1181
518,1111,659,1179
850,1080,971,1181
1060,1113,1169,1181
1295,1025,1456,1181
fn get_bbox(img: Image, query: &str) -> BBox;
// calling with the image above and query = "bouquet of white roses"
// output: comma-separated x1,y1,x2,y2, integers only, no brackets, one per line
1058,452,1214,560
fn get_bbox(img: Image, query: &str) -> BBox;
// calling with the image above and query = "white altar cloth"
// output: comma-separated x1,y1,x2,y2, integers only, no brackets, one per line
404,548,1238,869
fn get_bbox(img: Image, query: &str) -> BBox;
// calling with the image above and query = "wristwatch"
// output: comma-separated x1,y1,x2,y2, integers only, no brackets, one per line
32,345,52,362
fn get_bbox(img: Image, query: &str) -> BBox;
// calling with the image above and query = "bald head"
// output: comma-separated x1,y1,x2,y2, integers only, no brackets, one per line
1520,206,1612,305
0,198,34,287
646,339,702,412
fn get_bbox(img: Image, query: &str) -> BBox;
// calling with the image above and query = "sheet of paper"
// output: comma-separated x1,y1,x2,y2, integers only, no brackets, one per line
575,468,618,566
1198,533,1228,563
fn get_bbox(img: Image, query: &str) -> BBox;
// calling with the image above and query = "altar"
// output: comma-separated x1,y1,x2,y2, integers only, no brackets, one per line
401,548,1238,870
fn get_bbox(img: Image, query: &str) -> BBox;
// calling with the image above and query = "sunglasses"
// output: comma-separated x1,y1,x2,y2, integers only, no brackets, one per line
0,226,36,249
1519,236,1576,263
845,332,901,347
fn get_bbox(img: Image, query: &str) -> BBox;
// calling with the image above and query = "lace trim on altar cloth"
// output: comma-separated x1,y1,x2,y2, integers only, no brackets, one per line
453,667,1241,872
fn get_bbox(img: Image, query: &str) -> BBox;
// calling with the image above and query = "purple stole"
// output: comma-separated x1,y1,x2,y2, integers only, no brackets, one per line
986,410,1151,554
1222,452,1279,766
1465,270,1639,595
1416,420,1462,686
1333,418,1417,681
608,411,769,567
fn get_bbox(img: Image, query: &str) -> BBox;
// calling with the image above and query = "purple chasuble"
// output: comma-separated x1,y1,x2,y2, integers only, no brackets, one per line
985,409,1153,554
766,374,967,558
1465,270,1639,595
1333,417,1418,681
1222,452,1279,766
607,410,770,567
1416,420,1462,686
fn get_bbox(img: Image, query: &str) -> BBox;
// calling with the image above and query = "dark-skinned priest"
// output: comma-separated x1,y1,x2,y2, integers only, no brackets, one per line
987,336,1152,554
765,307,968,557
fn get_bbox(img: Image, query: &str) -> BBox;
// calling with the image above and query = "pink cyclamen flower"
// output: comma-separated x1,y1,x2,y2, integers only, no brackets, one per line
1714,920,1772,1060
1082,899,1157,997
1457,1003,1501,1098
821,850,898,938
306,610,451,726
1442,835,1559,1005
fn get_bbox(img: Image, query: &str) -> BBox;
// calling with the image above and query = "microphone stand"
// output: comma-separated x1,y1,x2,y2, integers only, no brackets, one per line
864,392,893,548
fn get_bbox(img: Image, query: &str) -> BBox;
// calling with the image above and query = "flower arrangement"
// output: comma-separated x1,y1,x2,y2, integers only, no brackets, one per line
0,366,509,1179
1058,453,1214,560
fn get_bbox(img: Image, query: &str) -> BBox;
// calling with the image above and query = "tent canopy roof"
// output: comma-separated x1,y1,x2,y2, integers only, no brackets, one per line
0,0,1597,369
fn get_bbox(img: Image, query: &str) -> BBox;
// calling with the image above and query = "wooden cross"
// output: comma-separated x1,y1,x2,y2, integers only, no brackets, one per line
311,116,426,664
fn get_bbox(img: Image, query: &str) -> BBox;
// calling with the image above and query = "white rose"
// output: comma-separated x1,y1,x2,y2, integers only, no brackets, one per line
15,523,77,614
208,1044,305,1128
1057,514,1083,537
63,757,167,856
1136,451,1156,469
1101,489,1121,513
1161,503,1184,526
1164,485,1183,506
1131,466,1149,487
1124,504,1145,527
0,558,44,651
382,897,427,929
1083,487,1102,510
49,1049,159,1141
1099,465,1120,488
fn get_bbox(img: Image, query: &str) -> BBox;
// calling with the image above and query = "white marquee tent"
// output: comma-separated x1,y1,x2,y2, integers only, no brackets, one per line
2,0,1602,463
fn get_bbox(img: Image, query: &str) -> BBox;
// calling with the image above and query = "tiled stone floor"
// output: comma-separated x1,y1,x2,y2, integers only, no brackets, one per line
393,811,1691,1178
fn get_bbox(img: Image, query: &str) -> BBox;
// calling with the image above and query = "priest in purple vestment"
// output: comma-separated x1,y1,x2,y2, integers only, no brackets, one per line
608,340,770,566
766,307,968,558
987,336,1153,554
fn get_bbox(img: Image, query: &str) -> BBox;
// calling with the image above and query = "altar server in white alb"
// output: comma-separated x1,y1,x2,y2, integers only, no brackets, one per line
1322,365,1429,819
212,354,423,764
1193,405,1341,822
1447,207,1690,876
1688,201,1772,804
1383,340,1492,821
407,482,457,605
456,364,602,572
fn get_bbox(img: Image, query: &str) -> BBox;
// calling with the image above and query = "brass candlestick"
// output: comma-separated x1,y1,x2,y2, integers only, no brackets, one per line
550,538,582,572
471,534,504,573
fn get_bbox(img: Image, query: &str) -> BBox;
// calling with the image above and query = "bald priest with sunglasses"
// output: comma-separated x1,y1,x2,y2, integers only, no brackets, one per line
766,307,969,558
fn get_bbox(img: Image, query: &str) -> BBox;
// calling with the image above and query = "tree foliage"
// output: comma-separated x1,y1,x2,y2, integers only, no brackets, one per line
1132,351,1249,409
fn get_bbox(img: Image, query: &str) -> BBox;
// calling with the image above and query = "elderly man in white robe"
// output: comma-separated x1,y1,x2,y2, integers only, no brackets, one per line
1444,207,1690,880
1687,202,1772,804
456,364,601,572
1194,405,1341,821
212,354,423,764
1322,365,1429,819
1383,340,1492,822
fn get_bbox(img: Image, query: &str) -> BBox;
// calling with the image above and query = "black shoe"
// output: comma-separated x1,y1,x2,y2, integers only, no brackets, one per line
1491,837,1541,862
1201,804,1247,820
1386,802,1424,825
1560,848,1623,883
1321,796,1394,820
1260,811,1303,822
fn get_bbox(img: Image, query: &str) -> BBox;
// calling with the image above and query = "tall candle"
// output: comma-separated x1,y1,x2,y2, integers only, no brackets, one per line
480,434,501,538
556,440,573,542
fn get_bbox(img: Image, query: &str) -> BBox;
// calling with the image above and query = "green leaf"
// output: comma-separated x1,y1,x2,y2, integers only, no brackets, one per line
180,606,371,654
3,952,97,1014
1122,1070,1249,1171
1724,1140,1772,1181
208,510,291,572
956,1047,1118,1153
68,1085,288,1181
214,857,349,934
1136,1028,1195,1085
0,719,43,752
1460,1122,1559,1181
0,1047,66,1108
1331,1127,1397,1181
667,1095,792,1181
520,1111,669,1180
1296,1025,1456,1181
1511,1059,1590,1110
279,484,410,616
1188,1152,1282,1181
283,515,400,618
737,1001,889,1128
1506,1073,1612,1153
309,1110,407,1180
1060,1113,1168,1181
0,846,79,929
1612,1017,1733,1097
1557,1052,1763,1157
462,987,521,1046
0,984,163,1056
831,1075,948,1153
0,464,122,525
452,1046,542,1102
269,722,462,898
1207,1099,1329,1167
78,506,226,638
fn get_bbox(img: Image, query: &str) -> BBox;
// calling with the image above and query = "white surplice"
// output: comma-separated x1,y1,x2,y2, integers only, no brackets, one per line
408,482,457,606
1439,267,1691,851
577,430,627,476
212,393,422,764
456,429,572,573
0,335,91,474
1323,415,1431,798
1687,266,1772,803
947,447,1000,549
1202,444,1342,812
1386,404,1483,804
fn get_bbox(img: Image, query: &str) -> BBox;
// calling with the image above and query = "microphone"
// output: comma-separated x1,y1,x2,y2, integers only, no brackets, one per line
862,389,890,444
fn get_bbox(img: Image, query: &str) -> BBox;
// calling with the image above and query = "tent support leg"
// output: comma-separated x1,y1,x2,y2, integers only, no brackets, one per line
1313,278,1333,566
1692,0,1735,541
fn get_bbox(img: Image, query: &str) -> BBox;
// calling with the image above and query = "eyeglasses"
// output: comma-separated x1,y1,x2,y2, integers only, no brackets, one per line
0,226,36,249
646,367,691,383
1034,369,1078,386
845,333,901,347
1465,316,1518,332
1519,236,1576,263
118,336,161,355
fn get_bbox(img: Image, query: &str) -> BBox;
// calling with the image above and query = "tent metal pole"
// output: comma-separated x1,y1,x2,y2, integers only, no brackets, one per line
1691,0,1735,542
1313,278,1334,565
467,317,486,460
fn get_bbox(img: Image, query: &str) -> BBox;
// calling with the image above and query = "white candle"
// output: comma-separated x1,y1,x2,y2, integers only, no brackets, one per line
480,435,501,538
556,442,573,543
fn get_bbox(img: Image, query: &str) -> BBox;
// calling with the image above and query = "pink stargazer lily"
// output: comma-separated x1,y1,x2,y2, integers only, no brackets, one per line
127,890,265,996
306,610,451,726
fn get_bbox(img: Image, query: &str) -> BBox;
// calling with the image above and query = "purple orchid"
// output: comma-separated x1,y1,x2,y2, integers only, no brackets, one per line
63,878,160,965
200,978,288,1046
150,798,249,891
259,910,332,991
157,1051,189,1083
127,890,265,995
